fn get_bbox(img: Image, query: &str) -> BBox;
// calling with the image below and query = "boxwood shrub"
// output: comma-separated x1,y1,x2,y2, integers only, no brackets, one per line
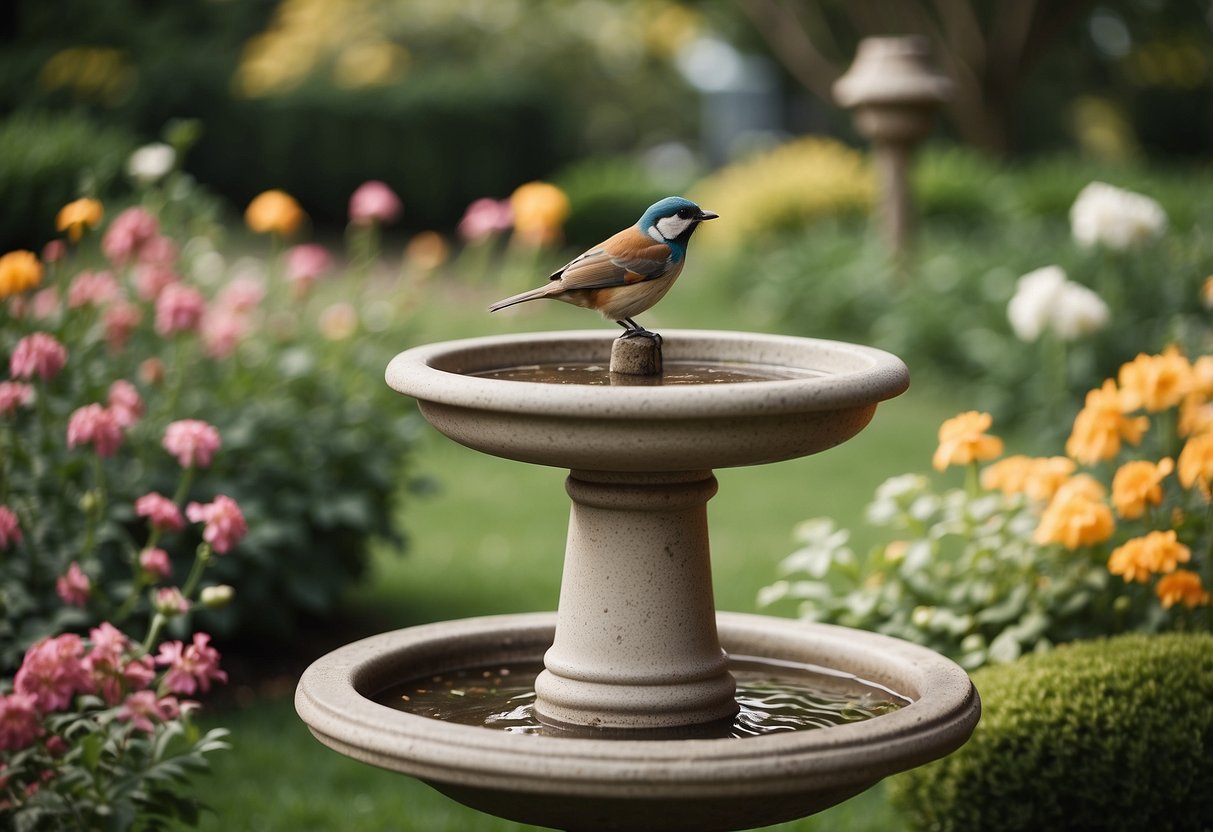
890,632,1213,831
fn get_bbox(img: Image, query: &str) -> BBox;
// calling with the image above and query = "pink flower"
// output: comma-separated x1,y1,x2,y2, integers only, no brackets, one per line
162,419,221,468
201,307,248,358
107,380,143,428
0,381,33,415
155,633,227,695
458,197,514,242
0,693,44,750
133,264,179,302
31,288,60,320
138,235,178,267
42,239,67,264
84,623,152,705
0,506,21,549
154,282,205,336
214,276,265,313
9,332,67,380
349,180,402,225
135,492,183,532
14,634,91,714
103,300,143,352
67,404,123,457
186,495,246,554
154,587,190,616
55,561,90,607
284,243,333,293
102,207,159,266
139,547,172,580
66,270,119,309
117,690,182,733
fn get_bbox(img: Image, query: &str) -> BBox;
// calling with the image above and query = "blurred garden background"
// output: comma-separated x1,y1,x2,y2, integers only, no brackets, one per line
1,1,1212,830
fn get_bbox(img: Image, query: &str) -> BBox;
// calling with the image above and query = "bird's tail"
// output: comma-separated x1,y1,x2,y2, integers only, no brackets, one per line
488,285,553,313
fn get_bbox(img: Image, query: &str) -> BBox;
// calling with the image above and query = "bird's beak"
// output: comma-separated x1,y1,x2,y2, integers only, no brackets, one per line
697,209,719,221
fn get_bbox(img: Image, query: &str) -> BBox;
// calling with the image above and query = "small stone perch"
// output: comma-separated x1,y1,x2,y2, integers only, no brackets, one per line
610,333,663,377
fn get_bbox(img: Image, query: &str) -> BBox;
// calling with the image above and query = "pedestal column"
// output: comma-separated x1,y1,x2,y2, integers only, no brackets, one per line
533,469,738,730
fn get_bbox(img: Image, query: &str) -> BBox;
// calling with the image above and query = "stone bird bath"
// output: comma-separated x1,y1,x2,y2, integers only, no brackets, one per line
296,329,979,831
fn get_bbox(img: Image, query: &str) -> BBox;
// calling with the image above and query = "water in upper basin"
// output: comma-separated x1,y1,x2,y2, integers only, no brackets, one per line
375,657,908,739
472,361,824,386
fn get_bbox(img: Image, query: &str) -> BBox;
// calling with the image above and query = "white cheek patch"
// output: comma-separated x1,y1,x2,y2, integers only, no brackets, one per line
648,224,665,243
655,216,693,240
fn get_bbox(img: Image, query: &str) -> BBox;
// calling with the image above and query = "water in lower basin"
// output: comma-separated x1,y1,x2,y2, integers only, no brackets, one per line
472,361,823,386
376,657,908,738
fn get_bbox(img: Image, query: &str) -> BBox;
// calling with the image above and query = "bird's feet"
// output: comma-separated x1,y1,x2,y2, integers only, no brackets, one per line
616,320,662,347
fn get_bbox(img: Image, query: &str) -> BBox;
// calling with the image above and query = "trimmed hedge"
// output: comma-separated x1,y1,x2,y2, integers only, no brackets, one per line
891,632,1213,831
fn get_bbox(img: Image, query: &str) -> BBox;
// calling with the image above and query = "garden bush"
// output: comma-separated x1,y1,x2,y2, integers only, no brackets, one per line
0,111,138,252
890,632,1213,832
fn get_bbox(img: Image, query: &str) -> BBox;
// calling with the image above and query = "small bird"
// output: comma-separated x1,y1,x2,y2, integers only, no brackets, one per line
489,196,718,339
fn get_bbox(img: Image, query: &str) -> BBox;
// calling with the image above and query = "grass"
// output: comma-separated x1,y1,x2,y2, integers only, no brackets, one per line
195,256,965,832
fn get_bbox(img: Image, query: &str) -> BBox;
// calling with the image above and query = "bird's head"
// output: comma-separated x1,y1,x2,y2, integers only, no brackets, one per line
639,197,718,245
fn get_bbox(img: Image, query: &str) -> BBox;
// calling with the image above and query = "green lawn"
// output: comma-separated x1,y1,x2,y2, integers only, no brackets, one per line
196,268,963,831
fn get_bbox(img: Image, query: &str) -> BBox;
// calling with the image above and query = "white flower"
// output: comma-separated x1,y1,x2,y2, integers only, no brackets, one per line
1069,181,1167,250
1007,265,1109,343
127,142,176,185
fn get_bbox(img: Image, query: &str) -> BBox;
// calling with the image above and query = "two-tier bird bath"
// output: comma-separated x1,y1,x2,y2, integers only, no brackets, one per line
296,329,979,832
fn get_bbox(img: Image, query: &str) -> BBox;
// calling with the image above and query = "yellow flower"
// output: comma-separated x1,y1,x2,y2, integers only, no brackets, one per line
55,197,104,242
404,231,449,271
1065,380,1149,465
245,189,306,236
0,250,44,299
1156,569,1211,608
1178,431,1213,497
1034,477,1115,550
932,411,1004,472
1108,530,1189,583
981,455,1075,502
1111,457,1173,519
509,181,569,246
1118,346,1193,412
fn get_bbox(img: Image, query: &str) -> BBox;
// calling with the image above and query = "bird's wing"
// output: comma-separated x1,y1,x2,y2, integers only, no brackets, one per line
551,232,672,292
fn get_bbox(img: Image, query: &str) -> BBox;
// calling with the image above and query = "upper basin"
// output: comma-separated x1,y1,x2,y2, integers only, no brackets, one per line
385,330,909,471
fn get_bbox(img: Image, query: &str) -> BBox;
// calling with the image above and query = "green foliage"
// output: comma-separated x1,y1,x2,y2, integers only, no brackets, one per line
554,157,685,248
890,632,1213,832
0,111,138,251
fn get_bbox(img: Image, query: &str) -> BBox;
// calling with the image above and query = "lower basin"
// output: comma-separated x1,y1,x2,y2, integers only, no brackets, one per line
296,611,980,832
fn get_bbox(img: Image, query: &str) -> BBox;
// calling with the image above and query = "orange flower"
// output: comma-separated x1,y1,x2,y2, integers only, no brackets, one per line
245,190,305,236
981,455,1074,502
0,250,44,299
1178,394,1213,438
1033,477,1115,550
981,455,1031,495
1118,346,1192,412
56,197,104,242
1065,380,1149,465
1178,432,1213,496
1107,530,1189,583
1110,457,1173,519
509,181,570,246
932,411,1003,472
1156,570,1211,608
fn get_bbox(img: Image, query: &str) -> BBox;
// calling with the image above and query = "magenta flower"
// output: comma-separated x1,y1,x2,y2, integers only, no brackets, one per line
186,495,246,554
102,207,159,267
0,693,44,750
134,492,184,533
9,332,67,381
14,634,91,714
67,404,123,457
103,300,143,352
0,381,33,415
139,547,173,580
66,270,119,309
349,180,402,225
154,282,205,336
117,690,183,733
156,633,227,695
284,243,333,292
55,561,91,608
458,197,514,242
162,419,221,468
0,506,21,550
107,379,143,429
